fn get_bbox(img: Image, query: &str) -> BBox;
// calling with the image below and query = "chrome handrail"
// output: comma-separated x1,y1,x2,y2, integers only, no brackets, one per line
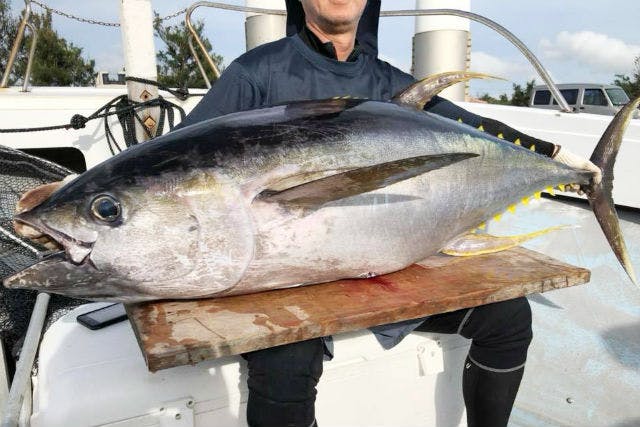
1,0,31,88
0,293,50,427
185,2,285,81
385,9,571,112
184,3,571,112
188,33,212,89
185,3,230,81
21,22,38,92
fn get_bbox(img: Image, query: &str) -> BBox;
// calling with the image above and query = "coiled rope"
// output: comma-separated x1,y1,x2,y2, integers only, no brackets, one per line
0,77,206,153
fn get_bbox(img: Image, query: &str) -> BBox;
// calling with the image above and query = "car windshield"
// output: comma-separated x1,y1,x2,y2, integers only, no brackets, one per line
605,88,630,106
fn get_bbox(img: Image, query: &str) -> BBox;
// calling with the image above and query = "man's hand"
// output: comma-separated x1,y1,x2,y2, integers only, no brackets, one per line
553,147,602,192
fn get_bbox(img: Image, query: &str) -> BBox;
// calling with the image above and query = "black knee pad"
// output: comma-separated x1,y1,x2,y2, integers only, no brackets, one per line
244,338,324,427
460,297,533,370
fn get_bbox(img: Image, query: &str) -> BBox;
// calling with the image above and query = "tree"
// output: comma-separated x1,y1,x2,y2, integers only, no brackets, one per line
612,56,640,99
154,15,223,90
477,79,535,106
509,80,535,106
477,93,501,104
2,2,96,87
0,0,26,85
19,11,96,86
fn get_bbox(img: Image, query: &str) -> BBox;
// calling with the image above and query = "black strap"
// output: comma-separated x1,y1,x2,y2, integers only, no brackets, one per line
0,94,186,155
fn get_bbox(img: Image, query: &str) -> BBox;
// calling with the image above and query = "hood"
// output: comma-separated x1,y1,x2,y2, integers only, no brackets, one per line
285,0,381,56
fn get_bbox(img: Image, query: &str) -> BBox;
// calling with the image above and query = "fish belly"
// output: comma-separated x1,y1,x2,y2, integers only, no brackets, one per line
228,164,487,295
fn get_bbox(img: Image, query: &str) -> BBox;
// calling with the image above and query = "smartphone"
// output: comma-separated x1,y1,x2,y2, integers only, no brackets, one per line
76,303,127,330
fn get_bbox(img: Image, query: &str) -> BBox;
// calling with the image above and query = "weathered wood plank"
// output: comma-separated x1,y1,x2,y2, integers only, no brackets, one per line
127,247,589,372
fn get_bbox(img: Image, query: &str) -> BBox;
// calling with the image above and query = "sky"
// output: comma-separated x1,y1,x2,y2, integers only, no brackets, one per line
7,0,640,97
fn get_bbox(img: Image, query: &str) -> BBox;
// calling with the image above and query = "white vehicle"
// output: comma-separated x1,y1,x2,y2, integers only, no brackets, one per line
529,83,638,117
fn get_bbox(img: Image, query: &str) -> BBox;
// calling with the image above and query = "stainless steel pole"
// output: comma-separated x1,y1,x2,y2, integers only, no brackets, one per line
0,1,32,88
1,293,50,427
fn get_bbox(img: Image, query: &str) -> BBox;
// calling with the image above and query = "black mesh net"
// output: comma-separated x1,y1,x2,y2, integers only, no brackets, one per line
0,145,85,360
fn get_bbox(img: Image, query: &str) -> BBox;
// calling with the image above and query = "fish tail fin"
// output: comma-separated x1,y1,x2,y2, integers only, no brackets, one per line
585,95,640,286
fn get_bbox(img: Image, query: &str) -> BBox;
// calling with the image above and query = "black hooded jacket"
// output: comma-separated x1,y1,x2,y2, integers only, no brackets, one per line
177,0,555,350
180,0,413,128
180,0,555,156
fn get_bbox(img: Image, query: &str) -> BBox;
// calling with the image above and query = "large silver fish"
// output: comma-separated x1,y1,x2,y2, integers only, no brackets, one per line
4,73,638,302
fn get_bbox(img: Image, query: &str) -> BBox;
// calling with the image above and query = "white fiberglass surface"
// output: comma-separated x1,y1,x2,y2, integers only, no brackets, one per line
487,197,640,427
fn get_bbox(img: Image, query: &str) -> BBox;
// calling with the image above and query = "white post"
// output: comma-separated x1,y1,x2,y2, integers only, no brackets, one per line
0,293,50,427
413,0,471,101
245,0,286,51
119,0,160,142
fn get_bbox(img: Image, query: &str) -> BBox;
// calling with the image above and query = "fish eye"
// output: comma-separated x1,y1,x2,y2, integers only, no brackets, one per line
90,195,121,223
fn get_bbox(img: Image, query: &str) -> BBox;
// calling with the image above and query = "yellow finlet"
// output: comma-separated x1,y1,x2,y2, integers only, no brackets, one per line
493,213,502,221
522,196,530,205
529,144,536,151
457,117,463,123
557,184,566,191
477,222,486,230
507,204,516,213
546,186,555,196
534,191,542,199
497,132,504,139
514,138,521,146
478,124,485,132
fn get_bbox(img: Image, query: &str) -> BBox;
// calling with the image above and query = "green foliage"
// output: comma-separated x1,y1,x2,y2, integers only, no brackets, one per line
477,93,507,105
1,1,95,86
22,11,96,86
154,14,223,90
0,0,26,85
478,80,535,106
612,56,640,99
510,80,535,106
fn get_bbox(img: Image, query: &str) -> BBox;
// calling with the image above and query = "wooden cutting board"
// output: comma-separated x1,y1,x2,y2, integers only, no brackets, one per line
127,247,589,372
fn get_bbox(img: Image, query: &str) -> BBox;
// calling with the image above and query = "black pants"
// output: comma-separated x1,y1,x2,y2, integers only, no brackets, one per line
415,296,533,370
243,297,532,427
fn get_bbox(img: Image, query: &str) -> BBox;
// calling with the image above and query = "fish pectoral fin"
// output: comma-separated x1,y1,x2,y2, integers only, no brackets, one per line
392,71,504,110
259,153,478,207
441,226,570,256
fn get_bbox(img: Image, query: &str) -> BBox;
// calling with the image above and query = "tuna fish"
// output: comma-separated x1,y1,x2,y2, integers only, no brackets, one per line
4,72,638,302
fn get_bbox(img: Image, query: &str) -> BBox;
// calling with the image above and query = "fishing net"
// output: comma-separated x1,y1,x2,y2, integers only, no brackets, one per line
0,145,84,362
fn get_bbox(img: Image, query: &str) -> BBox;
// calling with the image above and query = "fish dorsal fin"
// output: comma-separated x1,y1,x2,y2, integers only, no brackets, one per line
260,153,478,208
282,98,366,120
392,71,502,110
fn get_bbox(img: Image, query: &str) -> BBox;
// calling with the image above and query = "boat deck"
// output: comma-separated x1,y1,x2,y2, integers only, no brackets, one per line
494,198,640,426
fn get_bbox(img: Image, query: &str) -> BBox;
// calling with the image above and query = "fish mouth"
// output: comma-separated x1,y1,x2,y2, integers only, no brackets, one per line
14,211,95,265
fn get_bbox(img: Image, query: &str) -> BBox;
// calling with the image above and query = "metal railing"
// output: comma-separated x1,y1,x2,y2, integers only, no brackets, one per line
184,3,572,112
188,34,213,89
0,0,38,92
2,1,571,110
0,293,50,427
0,1,189,92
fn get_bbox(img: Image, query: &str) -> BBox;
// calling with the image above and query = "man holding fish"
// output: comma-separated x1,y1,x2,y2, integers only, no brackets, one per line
11,0,624,426
178,1,600,426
